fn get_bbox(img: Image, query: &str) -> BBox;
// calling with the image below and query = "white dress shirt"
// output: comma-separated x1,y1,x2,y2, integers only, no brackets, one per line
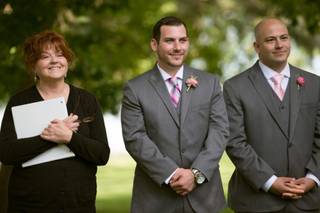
260,61,290,92
157,64,184,184
158,64,183,94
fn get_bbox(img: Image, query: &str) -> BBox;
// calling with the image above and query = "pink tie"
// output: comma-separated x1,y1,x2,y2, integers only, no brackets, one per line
168,77,181,108
271,74,285,100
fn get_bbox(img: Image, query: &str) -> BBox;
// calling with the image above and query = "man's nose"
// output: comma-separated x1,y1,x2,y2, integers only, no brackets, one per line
173,41,181,50
275,38,283,48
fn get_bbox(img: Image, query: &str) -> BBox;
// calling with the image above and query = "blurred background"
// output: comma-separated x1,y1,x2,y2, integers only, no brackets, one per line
1,0,320,212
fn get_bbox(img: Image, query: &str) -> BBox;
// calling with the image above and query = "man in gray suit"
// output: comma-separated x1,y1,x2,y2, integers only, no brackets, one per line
224,18,320,213
121,16,229,213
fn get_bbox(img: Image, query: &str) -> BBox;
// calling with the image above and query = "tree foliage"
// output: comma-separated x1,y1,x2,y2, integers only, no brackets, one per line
1,0,320,113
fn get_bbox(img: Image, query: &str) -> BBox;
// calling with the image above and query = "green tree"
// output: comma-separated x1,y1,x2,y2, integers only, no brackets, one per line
1,0,319,112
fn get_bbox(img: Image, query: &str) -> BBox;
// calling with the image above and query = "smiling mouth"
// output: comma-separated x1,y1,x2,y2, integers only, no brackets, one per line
273,51,287,55
170,54,184,57
48,66,61,70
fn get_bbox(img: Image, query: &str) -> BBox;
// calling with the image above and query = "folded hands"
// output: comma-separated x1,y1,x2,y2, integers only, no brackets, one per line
270,177,316,199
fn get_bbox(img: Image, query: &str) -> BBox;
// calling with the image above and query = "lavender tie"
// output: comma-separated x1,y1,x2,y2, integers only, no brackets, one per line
168,77,181,108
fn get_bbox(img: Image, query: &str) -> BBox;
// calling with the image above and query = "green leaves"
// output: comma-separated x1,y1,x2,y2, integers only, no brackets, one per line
0,0,319,112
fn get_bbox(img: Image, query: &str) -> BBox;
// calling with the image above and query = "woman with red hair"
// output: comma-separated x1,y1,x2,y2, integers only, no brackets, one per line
0,30,110,213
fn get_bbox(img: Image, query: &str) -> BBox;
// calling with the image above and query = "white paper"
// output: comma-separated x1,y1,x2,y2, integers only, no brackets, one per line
11,97,75,167
22,144,74,167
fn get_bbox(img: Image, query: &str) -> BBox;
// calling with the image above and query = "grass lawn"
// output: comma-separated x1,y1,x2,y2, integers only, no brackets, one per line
96,153,235,213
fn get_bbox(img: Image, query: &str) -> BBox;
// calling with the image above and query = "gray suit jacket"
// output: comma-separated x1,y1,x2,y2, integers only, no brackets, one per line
224,61,320,212
121,65,229,213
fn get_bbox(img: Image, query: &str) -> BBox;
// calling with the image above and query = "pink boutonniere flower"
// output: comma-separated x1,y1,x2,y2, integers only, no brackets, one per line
296,76,305,89
185,75,199,92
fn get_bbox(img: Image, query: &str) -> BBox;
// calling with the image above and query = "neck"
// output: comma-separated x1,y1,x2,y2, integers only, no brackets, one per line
37,80,69,100
261,60,287,73
272,65,286,73
158,63,181,77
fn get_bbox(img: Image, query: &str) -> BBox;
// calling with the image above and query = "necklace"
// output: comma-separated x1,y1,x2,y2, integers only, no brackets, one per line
37,83,70,102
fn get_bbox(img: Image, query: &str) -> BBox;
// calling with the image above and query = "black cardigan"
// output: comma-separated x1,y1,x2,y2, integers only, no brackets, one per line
0,85,110,212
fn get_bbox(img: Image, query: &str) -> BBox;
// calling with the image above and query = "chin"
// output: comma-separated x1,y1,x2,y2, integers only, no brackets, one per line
170,64,183,69
275,58,288,63
170,61,183,66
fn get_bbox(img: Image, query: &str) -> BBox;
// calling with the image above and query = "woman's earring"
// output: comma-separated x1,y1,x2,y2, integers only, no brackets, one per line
34,73,38,82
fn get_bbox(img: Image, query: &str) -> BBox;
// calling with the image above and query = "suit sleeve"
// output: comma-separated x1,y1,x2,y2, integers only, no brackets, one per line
121,82,178,185
191,77,229,181
306,78,320,179
223,80,275,190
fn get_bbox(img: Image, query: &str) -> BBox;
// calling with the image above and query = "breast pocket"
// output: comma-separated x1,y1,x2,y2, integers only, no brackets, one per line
188,103,210,125
299,102,318,123
300,102,318,109
190,103,210,112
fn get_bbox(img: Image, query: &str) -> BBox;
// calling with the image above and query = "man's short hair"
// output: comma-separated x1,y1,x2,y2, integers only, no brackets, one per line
152,16,188,42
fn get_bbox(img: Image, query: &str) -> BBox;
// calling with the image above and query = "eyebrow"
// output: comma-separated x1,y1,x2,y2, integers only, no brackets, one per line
264,34,289,39
163,36,188,40
266,33,289,38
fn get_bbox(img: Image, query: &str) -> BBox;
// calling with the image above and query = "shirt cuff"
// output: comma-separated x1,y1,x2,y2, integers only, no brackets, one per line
306,172,320,187
165,169,178,184
262,175,277,192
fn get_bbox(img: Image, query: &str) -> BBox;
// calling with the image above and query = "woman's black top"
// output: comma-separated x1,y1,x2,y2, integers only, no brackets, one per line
0,85,110,213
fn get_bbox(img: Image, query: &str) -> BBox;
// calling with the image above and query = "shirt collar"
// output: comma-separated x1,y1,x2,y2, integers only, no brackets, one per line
259,61,290,80
157,64,184,81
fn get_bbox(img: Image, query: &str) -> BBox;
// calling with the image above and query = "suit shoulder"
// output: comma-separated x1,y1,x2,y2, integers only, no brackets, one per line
293,67,320,78
188,66,213,77
187,67,220,84
225,68,251,85
126,69,153,86
223,67,256,97
290,65,320,84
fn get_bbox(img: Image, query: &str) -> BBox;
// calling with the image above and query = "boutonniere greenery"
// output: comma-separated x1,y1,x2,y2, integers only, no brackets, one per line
185,75,199,92
296,75,305,90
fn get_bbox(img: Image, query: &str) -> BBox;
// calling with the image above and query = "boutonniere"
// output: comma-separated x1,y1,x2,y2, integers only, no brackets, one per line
185,75,199,92
296,75,305,90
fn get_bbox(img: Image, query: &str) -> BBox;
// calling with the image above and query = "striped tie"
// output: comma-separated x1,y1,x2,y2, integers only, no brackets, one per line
168,77,181,108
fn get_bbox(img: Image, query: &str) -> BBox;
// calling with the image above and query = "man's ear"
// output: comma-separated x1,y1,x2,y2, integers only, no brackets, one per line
150,38,158,52
253,41,259,54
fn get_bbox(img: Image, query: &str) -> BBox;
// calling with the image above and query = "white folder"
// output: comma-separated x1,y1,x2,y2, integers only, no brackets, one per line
11,97,75,167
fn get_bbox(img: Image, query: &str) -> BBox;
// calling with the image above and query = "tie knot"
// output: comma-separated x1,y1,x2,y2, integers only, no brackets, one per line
168,76,178,84
271,74,284,85
168,77,180,89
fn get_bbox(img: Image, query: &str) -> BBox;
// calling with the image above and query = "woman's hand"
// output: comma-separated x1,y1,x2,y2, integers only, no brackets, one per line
64,113,79,132
40,114,80,144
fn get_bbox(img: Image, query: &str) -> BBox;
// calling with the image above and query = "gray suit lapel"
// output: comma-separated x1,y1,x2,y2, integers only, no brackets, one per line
148,67,180,127
248,63,289,139
180,66,193,125
289,67,302,144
